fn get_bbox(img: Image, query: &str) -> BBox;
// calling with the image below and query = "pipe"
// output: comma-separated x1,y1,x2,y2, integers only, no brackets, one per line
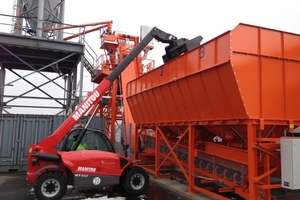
37,0,44,37
57,0,65,40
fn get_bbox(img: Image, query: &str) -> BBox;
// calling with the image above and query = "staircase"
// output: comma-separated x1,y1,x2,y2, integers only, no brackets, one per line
83,57,96,78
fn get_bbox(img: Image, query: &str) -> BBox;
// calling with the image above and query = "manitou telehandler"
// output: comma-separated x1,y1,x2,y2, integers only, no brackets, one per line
27,26,202,200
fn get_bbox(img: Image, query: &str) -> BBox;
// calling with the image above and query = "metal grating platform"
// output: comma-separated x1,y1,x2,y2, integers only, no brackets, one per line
0,32,84,74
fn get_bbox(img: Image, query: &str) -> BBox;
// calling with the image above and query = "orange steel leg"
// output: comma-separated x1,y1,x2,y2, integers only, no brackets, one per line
155,126,161,178
254,142,282,198
134,127,140,160
110,80,117,145
264,153,271,200
248,123,258,199
188,125,195,193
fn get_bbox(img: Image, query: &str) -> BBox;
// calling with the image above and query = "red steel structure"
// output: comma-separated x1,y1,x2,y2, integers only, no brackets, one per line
90,32,143,146
126,23,300,200
90,29,158,149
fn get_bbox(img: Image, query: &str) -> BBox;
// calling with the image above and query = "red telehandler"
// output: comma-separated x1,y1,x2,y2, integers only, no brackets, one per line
27,26,203,200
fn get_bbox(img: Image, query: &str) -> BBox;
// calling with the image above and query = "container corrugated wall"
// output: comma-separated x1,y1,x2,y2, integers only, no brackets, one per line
0,114,104,172
0,115,19,171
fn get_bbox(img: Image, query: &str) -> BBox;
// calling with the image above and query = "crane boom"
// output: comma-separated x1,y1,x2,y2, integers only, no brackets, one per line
37,27,203,149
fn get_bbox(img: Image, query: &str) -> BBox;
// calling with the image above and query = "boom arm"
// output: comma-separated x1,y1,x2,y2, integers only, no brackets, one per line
37,27,203,149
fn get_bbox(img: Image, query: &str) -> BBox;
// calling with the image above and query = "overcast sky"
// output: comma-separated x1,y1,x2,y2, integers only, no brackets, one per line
66,0,300,65
1,0,300,56
0,0,299,114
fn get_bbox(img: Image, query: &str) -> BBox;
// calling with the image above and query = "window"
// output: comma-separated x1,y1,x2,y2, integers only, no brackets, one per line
56,128,114,153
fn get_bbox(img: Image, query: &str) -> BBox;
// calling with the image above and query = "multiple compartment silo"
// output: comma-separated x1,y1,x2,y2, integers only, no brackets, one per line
126,23,300,200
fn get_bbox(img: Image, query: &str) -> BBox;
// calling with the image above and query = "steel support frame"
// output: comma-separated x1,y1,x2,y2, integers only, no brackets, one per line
65,68,77,115
136,119,296,200
0,44,78,114
248,123,282,200
110,80,118,145
155,125,189,179
149,124,232,200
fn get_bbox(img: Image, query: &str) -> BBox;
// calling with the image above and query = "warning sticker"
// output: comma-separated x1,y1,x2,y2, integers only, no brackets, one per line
93,177,101,185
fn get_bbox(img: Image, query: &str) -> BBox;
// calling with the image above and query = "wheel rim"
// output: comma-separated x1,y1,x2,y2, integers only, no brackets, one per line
41,178,60,197
130,172,145,190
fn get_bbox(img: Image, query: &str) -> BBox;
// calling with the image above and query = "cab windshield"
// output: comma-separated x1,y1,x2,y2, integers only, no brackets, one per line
55,129,114,153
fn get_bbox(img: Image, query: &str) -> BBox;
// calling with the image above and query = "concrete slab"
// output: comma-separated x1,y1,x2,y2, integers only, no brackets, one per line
0,172,218,200
149,176,217,200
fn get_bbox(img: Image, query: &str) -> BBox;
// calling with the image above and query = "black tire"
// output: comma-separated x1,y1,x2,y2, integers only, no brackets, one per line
34,171,67,200
120,166,149,196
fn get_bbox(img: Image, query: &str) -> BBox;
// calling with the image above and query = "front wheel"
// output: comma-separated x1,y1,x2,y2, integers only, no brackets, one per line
34,171,67,200
121,167,149,196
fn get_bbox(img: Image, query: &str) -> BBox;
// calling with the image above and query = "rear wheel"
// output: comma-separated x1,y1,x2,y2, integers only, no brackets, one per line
34,171,67,200
121,167,149,196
